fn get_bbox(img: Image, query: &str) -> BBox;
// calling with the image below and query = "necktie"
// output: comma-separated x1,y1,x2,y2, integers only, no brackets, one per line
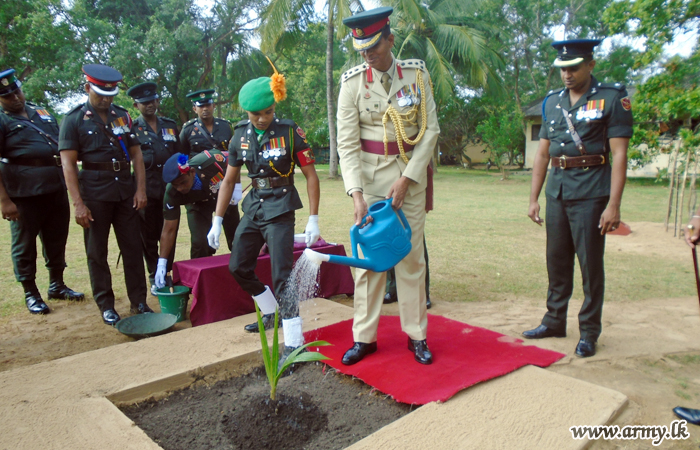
381,73,391,94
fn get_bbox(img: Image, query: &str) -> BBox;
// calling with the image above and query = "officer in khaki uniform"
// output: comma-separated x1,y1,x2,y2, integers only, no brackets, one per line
0,69,84,315
523,39,633,358
127,82,181,295
179,89,240,252
59,64,153,326
336,7,440,365
153,150,239,288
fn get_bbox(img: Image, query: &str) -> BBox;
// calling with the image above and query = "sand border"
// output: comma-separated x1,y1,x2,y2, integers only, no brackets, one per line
0,299,626,450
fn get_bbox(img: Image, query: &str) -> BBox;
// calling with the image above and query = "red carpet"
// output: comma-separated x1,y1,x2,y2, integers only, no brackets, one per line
304,314,565,405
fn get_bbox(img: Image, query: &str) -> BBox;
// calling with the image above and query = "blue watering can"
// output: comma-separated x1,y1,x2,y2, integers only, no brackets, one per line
304,198,412,272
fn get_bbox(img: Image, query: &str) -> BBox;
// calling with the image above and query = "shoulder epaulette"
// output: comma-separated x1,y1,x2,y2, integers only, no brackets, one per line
183,118,196,127
25,101,37,108
541,88,564,122
65,103,86,115
397,59,427,72
341,63,368,83
234,119,250,129
276,118,296,127
160,116,177,124
112,104,129,113
597,81,626,91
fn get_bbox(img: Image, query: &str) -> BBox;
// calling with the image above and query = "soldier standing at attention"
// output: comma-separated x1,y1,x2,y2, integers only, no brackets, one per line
336,7,440,366
208,64,320,363
179,89,240,253
0,69,84,315
127,82,180,295
522,39,633,357
59,64,153,326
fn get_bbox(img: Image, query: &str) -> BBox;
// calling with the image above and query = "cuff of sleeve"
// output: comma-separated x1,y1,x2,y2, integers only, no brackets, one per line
347,187,363,196
58,141,79,152
607,126,633,138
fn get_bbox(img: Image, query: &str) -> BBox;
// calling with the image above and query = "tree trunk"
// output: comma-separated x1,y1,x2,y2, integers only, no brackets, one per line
665,143,680,232
326,15,339,179
690,150,699,217
677,148,691,237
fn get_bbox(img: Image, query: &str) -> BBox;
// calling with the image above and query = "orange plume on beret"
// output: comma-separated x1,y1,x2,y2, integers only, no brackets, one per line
265,55,287,103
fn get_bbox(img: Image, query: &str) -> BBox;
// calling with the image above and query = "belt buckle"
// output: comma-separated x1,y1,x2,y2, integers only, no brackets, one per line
256,178,270,189
54,155,62,167
559,155,567,169
112,160,120,172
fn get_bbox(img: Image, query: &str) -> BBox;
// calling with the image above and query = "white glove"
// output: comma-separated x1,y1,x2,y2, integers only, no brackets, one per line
155,258,168,289
230,183,242,205
207,215,224,249
305,215,320,247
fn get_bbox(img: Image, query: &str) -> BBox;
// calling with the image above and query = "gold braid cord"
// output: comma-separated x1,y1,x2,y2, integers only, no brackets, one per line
382,70,428,163
267,127,295,177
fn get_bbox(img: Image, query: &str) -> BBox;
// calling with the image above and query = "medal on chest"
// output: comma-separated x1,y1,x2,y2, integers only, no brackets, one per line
262,137,287,161
576,99,605,121
162,128,177,141
35,109,53,122
111,116,129,135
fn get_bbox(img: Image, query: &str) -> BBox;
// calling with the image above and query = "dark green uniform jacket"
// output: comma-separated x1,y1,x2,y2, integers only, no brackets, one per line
162,150,228,220
228,117,314,221
179,118,232,157
0,102,63,197
58,102,138,201
540,76,633,200
132,115,181,199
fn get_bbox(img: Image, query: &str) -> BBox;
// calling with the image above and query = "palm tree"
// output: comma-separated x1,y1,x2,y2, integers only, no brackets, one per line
381,0,504,106
259,0,364,178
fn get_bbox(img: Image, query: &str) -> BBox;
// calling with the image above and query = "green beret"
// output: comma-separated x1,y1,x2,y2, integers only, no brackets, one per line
239,77,274,112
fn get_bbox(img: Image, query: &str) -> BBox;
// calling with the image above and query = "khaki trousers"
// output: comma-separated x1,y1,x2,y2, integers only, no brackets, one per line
352,191,428,343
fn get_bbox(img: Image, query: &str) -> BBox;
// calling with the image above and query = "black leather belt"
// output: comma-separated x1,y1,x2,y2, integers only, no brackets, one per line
82,160,130,172
2,156,62,167
252,174,294,189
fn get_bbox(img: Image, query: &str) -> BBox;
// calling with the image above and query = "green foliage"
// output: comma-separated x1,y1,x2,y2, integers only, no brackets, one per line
475,99,525,174
273,23,348,149
254,303,331,401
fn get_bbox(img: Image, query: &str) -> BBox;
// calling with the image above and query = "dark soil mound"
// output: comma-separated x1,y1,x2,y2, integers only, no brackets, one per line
122,362,415,450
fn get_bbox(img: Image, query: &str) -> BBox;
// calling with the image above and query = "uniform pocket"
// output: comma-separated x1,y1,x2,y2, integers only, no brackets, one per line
358,100,382,125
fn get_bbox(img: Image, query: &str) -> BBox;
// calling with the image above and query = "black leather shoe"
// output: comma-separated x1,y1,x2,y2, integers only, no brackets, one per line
47,282,85,301
244,313,280,333
522,324,566,339
25,293,49,315
130,303,154,314
426,297,432,309
383,292,397,304
342,342,377,365
673,407,700,425
575,339,596,357
408,338,433,365
102,309,121,326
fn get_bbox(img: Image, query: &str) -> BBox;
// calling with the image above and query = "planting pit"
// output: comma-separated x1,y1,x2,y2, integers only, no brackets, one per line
121,363,414,450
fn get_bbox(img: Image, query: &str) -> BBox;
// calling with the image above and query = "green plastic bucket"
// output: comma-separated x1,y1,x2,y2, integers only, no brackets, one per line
156,286,190,323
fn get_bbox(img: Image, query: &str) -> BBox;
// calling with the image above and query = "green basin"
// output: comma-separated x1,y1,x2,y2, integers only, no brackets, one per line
116,313,178,339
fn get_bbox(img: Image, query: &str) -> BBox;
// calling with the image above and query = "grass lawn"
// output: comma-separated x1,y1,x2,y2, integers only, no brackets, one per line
0,165,693,319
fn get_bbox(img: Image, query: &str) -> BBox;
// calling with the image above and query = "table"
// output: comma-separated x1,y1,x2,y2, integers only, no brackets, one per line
172,243,355,327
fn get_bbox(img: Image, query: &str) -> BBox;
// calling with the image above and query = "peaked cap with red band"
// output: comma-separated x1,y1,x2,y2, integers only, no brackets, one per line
342,6,393,51
82,64,122,96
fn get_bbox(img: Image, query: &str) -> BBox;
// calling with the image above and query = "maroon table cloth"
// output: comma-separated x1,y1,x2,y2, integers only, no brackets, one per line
172,243,355,327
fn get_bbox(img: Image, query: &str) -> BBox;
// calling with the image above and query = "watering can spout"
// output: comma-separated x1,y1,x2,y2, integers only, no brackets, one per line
303,248,330,266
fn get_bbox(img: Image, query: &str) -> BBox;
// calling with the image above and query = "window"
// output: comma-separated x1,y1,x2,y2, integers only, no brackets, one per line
531,124,541,141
